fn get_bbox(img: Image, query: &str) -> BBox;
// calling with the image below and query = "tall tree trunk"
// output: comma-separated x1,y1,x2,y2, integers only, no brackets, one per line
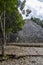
2,3,6,56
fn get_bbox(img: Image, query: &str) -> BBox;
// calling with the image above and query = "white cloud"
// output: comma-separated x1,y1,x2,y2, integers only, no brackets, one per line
20,0,24,2
20,0,43,20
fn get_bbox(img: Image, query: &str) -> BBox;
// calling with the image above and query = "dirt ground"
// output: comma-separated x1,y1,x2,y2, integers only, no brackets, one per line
0,56,43,65
0,46,43,65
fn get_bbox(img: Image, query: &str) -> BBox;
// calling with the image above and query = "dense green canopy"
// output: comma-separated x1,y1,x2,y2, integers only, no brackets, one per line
0,0,24,33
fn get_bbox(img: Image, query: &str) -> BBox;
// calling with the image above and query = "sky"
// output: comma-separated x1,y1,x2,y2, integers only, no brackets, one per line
18,0,43,20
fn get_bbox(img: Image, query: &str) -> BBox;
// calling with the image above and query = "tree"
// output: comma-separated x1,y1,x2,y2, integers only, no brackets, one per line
26,9,31,16
31,17,43,28
20,0,26,10
19,0,31,16
0,0,24,57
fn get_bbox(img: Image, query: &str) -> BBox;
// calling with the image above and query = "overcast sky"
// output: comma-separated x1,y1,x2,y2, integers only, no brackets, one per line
19,0,43,20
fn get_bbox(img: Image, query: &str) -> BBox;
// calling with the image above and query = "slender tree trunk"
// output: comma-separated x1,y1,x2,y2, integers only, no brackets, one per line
2,3,6,56
0,13,4,55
